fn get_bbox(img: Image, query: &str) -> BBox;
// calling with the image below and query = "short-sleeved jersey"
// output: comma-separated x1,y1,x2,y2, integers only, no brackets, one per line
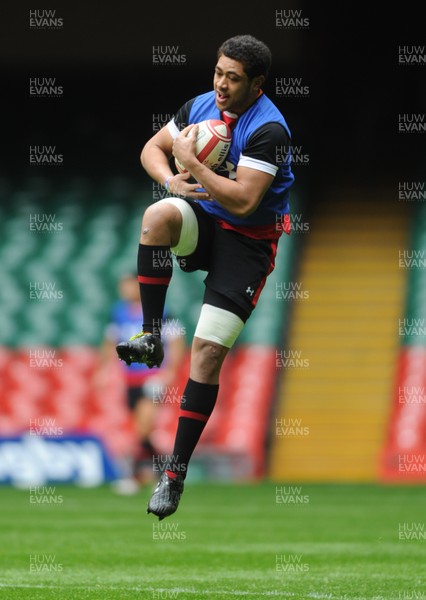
167,90,294,239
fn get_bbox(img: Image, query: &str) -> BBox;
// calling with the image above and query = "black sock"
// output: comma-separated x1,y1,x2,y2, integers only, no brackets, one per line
137,244,172,336
133,438,155,476
141,438,155,455
166,378,219,479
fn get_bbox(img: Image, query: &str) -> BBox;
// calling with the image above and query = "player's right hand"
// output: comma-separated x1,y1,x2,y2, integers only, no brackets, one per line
167,171,211,200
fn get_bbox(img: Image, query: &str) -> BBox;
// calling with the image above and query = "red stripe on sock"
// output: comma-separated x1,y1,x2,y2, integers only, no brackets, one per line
138,275,171,285
179,409,209,423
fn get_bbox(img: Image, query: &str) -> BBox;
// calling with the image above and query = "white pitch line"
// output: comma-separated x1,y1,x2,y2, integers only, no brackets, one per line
0,583,358,599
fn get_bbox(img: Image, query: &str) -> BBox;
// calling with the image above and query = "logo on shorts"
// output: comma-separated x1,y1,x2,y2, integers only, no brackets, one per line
245,286,255,297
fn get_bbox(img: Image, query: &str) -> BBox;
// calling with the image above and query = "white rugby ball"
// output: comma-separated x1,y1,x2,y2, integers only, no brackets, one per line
175,119,232,174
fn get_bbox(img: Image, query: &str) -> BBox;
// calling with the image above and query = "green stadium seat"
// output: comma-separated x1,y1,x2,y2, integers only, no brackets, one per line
0,177,302,479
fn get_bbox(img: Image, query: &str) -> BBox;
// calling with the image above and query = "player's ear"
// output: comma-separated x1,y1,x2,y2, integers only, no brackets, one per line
252,74,265,92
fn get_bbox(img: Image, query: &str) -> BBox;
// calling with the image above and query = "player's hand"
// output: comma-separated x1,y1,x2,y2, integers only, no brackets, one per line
166,171,212,200
172,124,198,168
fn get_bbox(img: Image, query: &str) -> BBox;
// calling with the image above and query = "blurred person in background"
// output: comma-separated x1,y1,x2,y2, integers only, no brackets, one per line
96,272,186,494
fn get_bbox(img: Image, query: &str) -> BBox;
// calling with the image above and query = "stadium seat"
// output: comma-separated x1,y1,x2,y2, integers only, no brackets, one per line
0,177,298,480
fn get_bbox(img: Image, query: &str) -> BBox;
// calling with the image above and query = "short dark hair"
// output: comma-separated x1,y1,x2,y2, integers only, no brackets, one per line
217,35,272,80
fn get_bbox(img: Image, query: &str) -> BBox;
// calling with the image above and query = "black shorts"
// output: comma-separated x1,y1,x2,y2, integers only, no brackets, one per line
127,385,145,410
175,200,279,322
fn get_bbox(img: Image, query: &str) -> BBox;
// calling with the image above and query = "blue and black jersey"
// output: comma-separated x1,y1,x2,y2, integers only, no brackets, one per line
167,90,294,239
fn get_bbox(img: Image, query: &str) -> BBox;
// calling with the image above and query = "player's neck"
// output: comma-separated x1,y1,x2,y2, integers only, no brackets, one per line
233,89,263,116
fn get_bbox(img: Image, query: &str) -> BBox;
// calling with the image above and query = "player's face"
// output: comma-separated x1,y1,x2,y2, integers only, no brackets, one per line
214,55,262,115
119,276,139,302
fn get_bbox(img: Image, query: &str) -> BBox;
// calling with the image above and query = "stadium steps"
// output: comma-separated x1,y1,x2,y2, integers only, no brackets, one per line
268,186,411,481
380,201,426,481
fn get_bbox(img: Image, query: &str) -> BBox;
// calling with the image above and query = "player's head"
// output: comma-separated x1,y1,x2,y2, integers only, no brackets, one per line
214,35,272,115
217,35,272,81
118,272,139,302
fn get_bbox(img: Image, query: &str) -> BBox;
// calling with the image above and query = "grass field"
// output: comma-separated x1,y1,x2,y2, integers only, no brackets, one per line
0,481,425,599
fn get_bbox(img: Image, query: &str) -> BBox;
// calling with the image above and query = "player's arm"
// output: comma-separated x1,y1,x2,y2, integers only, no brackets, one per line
184,153,273,218
140,118,211,200
93,325,119,388
173,122,287,218
140,125,174,182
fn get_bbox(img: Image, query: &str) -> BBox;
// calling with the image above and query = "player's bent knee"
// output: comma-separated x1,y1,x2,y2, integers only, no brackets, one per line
142,201,183,246
143,200,180,226
156,197,199,256
194,304,244,349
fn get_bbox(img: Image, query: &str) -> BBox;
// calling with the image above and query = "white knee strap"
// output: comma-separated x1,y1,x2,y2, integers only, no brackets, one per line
194,304,244,348
156,197,199,256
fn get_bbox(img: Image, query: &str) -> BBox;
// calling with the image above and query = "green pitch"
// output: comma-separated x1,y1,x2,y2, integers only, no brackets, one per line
0,482,425,599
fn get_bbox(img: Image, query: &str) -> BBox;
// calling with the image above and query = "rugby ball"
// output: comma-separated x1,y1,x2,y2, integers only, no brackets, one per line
175,119,232,174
